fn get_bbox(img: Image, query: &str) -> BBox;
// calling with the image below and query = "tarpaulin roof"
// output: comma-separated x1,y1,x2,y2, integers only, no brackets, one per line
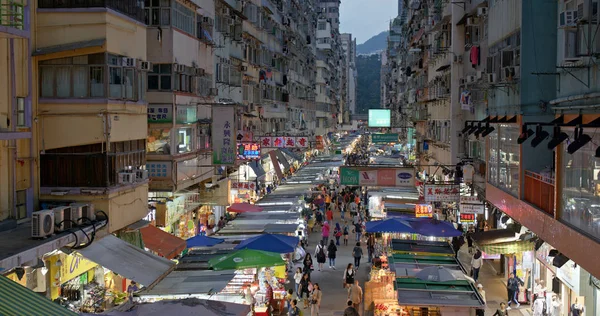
140,225,187,259
235,233,299,253
228,203,263,213
186,235,224,248
408,219,463,237
0,275,78,316
366,217,416,233
86,298,250,316
391,239,454,256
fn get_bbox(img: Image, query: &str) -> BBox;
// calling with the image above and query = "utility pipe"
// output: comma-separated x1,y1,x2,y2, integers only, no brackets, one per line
9,38,18,220
549,92,600,105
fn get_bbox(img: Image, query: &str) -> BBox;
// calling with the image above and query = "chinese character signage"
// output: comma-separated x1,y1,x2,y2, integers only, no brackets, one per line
285,137,296,147
460,195,484,214
424,184,460,202
148,104,173,123
237,131,254,142
339,167,415,187
415,204,433,218
371,133,399,144
296,136,309,148
460,213,476,223
232,182,257,191
147,162,172,179
273,137,285,148
260,137,272,147
237,142,261,160
315,136,325,150
258,136,310,148
212,106,236,165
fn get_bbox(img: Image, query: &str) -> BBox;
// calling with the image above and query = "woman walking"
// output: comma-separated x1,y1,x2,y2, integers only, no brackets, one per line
303,254,313,279
352,242,363,268
314,240,327,271
309,283,322,316
343,263,356,288
294,268,303,295
334,223,342,246
321,221,330,245
298,273,311,309
327,240,337,269
343,223,349,246
471,250,483,282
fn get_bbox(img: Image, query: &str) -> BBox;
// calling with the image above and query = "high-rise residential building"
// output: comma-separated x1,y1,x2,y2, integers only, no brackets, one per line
341,33,357,118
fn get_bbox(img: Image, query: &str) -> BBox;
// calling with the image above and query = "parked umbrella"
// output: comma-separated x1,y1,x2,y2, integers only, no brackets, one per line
366,217,417,234
228,203,263,213
234,234,299,254
208,249,285,271
186,235,224,249
415,266,458,282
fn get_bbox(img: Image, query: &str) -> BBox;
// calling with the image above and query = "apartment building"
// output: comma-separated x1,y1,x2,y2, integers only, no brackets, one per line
341,33,356,120
388,0,600,311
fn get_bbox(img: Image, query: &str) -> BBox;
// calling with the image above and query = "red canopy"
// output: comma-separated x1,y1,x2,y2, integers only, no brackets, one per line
228,203,264,213
140,225,186,259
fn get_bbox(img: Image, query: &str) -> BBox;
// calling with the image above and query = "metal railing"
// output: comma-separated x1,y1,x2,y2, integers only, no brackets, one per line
0,0,24,30
524,170,555,216
38,0,145,24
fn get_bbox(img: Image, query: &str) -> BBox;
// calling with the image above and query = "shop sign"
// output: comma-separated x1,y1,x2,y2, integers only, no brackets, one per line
273,137,285,148
232,182,257,191
340,167,359,185
148,104,173,123
315,136,325,150
557,260,580,294
212,106,236,165
260,137,273,147
424,184,460,202
460,213,476,223
296,136,309,148
147,162,172,179
285,137,296,147
460,195,484,214
372,133,399,144
237,142,261,160
236,131,254,142
53,253,97,284
339,167,415,187
175,105,197,124
415,204,433,218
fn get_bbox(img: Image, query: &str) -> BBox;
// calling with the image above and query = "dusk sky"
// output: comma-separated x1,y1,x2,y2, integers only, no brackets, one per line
339,0,397,44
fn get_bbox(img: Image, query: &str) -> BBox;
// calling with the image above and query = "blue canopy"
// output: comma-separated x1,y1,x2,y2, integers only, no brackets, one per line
186,235,225,248
409,219,462,237
366,217,417,233
235,233,299,253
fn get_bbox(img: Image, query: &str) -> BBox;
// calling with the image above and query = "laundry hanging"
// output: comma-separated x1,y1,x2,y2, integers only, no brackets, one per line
470,46,480,68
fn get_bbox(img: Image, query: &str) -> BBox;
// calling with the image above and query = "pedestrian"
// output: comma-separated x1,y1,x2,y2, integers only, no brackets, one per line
264,280,274,311
217,216,226,229
334,223,342,246
550,293,561,316
506,272,523,309
309,283,322,316
315,240,327,271
327,239,337,269
127,281,138,301
298,273,311,308
366,234,375,263
288,299,301,316
322,221,330,245
286,288,294,310
347,280,363,311
340,202,346,220
315,210,323,227
476,284,486,316
354,221,362,242
352,242,363,268
343,263,355,288
492,302,508,316
471,250,483,282
343,223,349,246
467,227,474,253
294,267,303,295
303,254,313,278
326,208,333,222
343,300,359,316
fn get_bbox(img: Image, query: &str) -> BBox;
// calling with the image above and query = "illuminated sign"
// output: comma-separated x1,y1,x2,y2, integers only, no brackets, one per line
415,204,433,218
368,109,391,127
460,213,475,223
237,142,261,160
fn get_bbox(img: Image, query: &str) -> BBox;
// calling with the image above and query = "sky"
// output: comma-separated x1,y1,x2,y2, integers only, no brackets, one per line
339,0,397,44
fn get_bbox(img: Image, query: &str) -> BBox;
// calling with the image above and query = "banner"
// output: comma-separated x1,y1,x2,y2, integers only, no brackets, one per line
212,106,236,165
460,195,485,214
415,204,433,218
296,136,309,148
371,133,399,144
339,167,415,187
260,137,273,147
424,184,460,202
285,137,296,147
315,136,325,150
232,182,257,191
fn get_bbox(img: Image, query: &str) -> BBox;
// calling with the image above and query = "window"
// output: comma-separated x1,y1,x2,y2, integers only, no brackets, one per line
16,97,25,127
216,63,230,84
317,22,326,30
488,124,519,196
176,127,194,154
561,131,600,242
39,53,144,101
148,64,172,91
172,1,195,35
144,0,171,26
198,126,211,150
147,128,171,154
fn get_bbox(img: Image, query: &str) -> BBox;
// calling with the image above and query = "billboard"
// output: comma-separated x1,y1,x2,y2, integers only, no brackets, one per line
368,109,391,127
339,167,415,187
258,136,310,148
212,106,236,165
237,142,261,160
371,133,399,143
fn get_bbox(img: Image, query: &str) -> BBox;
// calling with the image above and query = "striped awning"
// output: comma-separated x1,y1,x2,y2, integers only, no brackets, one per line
0,275,78,316
478,240,534,255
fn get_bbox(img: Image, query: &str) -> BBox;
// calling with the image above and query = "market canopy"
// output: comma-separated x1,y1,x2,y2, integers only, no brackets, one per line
396,278,485,308
391,239,455,256
140,225,187,259
408,219,462,237
208,249,285,271
228,203,263,213
234,233,299,253
83,298,251,316
470,229,533,254
76,235,175,287
186,235,225,248
366,218,416,233
137,270,235,296
0,275,78,316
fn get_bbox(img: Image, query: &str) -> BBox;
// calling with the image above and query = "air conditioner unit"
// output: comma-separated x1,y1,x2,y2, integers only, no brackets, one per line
136,169,149,181
70,205,82,224
209,87,219,96
202,16,214,24
476,71,483,79
118,172,135,184
240,65,248,71
477,7,488,16
173,63,180,73
196,68,205,76
71,203,96,222
466,17,478,26
511,66,520,77
139,61,152,71
559,10,578,27
32,210,55,238
467,75,476,83
221,7,230,15
487,73,497,83
122,57,136,67
53,206,73,231
453,55,463,63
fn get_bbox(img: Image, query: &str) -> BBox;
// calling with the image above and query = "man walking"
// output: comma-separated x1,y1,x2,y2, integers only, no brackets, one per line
343,300,359,316
352,242,363,268
348,280,363,312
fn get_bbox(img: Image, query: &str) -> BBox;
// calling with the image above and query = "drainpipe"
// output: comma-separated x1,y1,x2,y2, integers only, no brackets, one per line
9,38,18,219
549,92,600,108
27,2,34,218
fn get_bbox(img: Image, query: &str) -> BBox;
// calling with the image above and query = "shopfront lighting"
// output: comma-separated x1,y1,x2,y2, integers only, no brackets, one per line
547,126,568,150
530,125,549,148
567,127,591,154
517,125,534,144
461,122,473,134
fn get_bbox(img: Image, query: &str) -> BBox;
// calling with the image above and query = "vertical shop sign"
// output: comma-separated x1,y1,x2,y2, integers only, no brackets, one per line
212,106,236,165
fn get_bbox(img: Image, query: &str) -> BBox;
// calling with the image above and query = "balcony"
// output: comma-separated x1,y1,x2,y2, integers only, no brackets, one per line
38,0,145,24
0,0,27,37
524,170,555,216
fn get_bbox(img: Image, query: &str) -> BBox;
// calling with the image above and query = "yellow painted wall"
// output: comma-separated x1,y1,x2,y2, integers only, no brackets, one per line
107,113,148,144
15,138,31,191
40,183,149,232
47,252,98,300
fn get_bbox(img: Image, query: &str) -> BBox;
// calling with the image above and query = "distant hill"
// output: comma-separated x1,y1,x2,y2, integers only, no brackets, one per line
356,54,381,114
356,31,389,55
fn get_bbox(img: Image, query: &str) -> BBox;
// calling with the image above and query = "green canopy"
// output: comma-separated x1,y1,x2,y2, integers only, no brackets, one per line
208,249,285,271
0,275,78,316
